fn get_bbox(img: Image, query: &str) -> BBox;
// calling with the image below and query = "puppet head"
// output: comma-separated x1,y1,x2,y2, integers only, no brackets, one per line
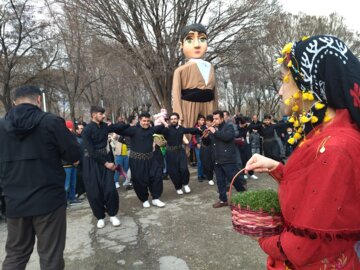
180,23,208,59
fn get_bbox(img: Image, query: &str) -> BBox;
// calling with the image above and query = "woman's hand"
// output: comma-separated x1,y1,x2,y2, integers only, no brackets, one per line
245,154,279,173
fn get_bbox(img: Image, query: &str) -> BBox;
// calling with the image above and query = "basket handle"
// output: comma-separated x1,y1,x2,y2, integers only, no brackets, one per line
228,168,245,207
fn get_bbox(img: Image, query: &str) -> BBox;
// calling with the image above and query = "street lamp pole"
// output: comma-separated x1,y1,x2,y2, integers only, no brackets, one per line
41,89,47,112
224,78,228,111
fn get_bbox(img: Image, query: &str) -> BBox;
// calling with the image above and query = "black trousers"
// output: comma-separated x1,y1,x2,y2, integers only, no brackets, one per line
82,157,119,219
214,163,247,202
200,145,214,180
75,164,86,197
166,149,190,190
2,205,66,270
238,144,254,176
129,156,163,202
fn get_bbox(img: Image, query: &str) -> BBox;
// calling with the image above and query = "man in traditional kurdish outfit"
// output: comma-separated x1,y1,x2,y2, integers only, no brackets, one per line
246,35,360,269
82,106,129,229
162,112,202,194
172,23,218,130
119,112,167,208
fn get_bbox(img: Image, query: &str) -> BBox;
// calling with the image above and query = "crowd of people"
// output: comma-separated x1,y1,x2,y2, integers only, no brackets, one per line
1,33,360,270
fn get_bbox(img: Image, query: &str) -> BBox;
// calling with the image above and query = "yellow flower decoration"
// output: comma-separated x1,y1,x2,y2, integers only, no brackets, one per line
277,57,284,64
324,113,332,123
293,91,301,99
288,116,295,123
283,74,290,83
311,116,318,123
293,120,300,128
297,127,303,133
315,102,325,110
302,36,310,41
302,92,309,100
288,137,295,145
282,43,293,54
307,92,314,101
300,115,310,123
292,104,299,112
294,133,302,140
284,98,291,106
287,60,293,68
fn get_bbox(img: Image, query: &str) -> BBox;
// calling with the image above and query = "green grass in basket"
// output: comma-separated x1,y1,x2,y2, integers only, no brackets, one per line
231,189,281,214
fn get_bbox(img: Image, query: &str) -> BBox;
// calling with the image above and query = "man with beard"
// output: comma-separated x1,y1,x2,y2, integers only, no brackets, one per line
82,106,129,229
162,113,203,194
203,110,247,208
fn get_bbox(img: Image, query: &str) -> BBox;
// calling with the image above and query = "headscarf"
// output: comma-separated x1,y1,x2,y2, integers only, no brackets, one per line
279,35,360,141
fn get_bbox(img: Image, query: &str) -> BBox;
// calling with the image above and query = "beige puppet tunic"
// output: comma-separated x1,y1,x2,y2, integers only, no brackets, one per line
172,60,218,130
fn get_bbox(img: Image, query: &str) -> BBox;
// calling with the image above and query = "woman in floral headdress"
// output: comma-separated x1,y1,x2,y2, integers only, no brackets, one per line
245,35,360,269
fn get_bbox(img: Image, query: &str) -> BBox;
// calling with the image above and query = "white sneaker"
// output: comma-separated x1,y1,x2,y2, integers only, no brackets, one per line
115,182,120,189
183,185,191,193
97,219,105,229
109,216,121,227
143,200,151,208
176,189,184,195
243,175,248,180
250,175,258,180
152,199,165,208
208,180,215,186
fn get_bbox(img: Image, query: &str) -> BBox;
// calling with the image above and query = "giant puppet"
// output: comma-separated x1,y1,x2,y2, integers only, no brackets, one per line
172,23,217,129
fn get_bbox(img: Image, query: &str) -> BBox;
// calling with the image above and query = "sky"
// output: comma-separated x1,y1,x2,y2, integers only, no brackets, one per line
278,0,359,32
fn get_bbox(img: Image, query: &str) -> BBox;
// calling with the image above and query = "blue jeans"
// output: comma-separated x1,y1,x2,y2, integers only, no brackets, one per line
64,167,77,201
114,155,129,183
194,147,204,177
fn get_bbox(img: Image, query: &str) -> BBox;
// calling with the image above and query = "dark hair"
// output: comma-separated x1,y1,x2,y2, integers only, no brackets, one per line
235,116,246,125
197,114,205,121
128,115,136,123
206,114,213,122
90,105,105,115
180,23,207,42
75,123,84,130
139,112,151,119
223,110,230,116
213,110,224,118
169,112,180,119
264,114,272,120
13,85,41,100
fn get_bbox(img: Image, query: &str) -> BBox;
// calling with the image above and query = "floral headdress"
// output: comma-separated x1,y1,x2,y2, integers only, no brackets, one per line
277,35,360,145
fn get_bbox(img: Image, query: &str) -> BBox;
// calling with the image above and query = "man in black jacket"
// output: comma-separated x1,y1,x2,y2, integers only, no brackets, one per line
0,86,81,270
203,110,247,208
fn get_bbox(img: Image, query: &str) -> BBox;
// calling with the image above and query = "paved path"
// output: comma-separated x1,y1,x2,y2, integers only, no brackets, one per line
0,168,278,270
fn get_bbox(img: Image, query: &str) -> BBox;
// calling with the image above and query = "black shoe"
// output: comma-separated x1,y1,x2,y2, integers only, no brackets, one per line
162,174,169,180
126,185,133,190
198,176,203,182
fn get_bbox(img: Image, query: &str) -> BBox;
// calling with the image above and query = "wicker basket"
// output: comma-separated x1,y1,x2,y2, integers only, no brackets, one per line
229,170,283,237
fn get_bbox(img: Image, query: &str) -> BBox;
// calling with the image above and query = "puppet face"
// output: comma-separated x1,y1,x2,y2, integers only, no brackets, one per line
181,31,208,59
